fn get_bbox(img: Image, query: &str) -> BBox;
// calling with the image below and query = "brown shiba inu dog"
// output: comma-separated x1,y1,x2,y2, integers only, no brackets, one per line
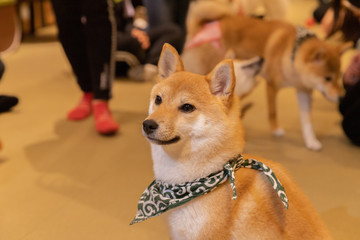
182,0,352,150
139,43,332,239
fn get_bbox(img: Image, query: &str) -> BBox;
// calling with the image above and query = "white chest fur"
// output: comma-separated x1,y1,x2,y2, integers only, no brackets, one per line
167,199,208,240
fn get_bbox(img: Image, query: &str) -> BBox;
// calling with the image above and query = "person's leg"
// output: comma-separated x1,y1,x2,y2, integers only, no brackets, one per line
341,97,360,146
51,0,92,93
126,23,183,82
0,58,5,79
117,31,146,64
83,0,118,134
166,0,190,53
144,0,189,54
0,95,19,113
115,32,144,77
340,80,360,146
83,0,116,100
146,23,183,65
143,0,170,28
51,0,93,120
0,59,18,113
126,23,182,82
313,3,330,23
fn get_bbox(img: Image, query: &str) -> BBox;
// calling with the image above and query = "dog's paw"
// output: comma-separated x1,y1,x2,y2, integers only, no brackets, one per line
272,128,285,137
305,138,322,151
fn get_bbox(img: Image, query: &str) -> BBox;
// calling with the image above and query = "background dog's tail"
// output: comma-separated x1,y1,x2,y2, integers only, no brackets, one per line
186,1,233,38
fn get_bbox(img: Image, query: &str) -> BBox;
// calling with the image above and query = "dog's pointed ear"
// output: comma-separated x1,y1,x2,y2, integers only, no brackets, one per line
311,47,326,63
206,59,236,98
158,43,184,79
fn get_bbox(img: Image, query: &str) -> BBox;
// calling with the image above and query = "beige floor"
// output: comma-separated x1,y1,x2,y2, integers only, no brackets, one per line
0,0,360,239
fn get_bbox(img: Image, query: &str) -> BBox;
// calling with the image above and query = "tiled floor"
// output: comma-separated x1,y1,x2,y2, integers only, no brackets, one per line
0,0,359,239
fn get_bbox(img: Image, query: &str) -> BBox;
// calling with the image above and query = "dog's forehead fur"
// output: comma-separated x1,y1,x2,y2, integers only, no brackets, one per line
302,40,341,72
151,71,214,104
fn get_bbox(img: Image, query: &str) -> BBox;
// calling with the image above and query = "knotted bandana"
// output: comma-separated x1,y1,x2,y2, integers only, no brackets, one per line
130,154,288,225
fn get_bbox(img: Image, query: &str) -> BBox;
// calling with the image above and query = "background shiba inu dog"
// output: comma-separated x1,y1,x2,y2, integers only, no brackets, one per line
140,43,332,239
218,15,351,151
182,1,352,150
182,0,289,75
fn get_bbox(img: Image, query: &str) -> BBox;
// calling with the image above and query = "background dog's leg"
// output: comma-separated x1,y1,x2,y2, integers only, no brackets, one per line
296,90,322,151
266,84,284,136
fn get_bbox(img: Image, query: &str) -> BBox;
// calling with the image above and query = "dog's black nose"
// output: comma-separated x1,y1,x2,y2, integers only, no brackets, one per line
143,119,158,135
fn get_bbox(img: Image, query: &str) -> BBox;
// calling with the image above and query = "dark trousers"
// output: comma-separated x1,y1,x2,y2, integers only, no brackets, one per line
0,58,4,80
143,0,190,53
117,23,183,66
146,23,183,65
339,81,360,146
51,0,116,100
116,23,183,77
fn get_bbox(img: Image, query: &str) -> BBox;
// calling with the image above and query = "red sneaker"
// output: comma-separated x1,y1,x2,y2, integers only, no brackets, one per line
67,92,93,120
306,17,316,27
93,101,119,135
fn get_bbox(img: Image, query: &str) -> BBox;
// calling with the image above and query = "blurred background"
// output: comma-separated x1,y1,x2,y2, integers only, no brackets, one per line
0,0,359,239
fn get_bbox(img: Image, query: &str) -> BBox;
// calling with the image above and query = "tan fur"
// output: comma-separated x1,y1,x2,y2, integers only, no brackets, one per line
142,43,332,239
182,3,352,150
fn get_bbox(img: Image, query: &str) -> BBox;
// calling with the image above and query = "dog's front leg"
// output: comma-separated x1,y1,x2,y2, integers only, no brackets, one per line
266,83,285,136
296,90,322,151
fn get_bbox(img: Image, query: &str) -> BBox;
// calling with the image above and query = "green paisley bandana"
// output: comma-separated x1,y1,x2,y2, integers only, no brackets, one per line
130,154,288,225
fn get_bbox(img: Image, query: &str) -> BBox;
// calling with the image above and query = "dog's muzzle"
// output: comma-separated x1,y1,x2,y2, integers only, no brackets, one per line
142,119,180,145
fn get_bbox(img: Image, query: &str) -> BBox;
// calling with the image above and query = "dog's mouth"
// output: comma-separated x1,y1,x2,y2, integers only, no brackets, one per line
146,136,180,145
323,93,339,103
319,89,340,103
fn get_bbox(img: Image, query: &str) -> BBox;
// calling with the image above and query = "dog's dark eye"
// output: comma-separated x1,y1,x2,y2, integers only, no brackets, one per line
325,76,332,82
179,103,196,113
155,95,162,105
